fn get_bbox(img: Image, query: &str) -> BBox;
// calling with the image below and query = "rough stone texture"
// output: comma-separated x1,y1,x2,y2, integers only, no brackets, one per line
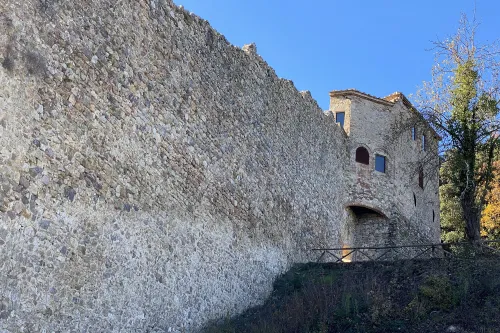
0,1,347,331
330,91,441,252
0,1,439,332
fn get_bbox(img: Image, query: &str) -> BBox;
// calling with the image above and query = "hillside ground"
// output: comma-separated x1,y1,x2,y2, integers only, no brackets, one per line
202,255,500,333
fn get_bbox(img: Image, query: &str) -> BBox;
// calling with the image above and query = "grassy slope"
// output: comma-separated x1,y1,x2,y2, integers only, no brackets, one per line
202,256,500,333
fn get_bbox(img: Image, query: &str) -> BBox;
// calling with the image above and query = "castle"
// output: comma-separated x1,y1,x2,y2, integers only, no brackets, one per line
329,89,440,257
0,0,439,331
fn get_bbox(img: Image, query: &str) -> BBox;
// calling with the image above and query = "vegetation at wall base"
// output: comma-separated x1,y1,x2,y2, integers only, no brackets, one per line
202,257,500,333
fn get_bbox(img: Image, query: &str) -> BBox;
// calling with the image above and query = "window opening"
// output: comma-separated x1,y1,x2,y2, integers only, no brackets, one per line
413,193,417,207
412,127,416,140
422,135,426,151
419,167,424,189
336,112,345,128
375,155,386,173
432,210,435,222
355,147,369,165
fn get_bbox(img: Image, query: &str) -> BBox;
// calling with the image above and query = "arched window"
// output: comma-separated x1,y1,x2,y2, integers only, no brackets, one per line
355,147,369,165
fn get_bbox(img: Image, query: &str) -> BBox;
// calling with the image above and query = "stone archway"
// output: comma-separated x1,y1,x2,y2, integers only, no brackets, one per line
345,204,391,260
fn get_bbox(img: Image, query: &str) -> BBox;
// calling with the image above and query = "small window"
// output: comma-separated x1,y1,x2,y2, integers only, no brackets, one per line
432,210,435,222
412,127,416,140
355,147,369,165
422,135,426,151
413,193,417,206
336,112,345,128
418,167,424,189
375,155,386,173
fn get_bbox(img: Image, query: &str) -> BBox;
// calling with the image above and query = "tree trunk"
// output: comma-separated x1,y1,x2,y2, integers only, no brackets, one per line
461,189,481,241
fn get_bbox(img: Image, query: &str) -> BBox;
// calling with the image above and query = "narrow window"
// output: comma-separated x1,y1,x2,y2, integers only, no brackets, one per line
422,135,426,151
418,167,424,189
355,147,369,165
412,127,416,140
432,210,435,222
413,193,417,206
375,155,386,173
336,112,345,128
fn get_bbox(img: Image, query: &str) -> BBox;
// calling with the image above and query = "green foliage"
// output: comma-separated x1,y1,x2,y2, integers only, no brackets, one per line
440,149,500,243
450,60,478,117
406,275,459,318
417,14,500,240
440,153,466,242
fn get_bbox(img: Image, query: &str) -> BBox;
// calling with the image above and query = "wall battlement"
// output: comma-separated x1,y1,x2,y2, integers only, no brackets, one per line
0,1,439,332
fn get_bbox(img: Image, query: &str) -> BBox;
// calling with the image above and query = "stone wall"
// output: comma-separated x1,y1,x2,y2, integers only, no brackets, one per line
0,0,350,331
0,0,441,332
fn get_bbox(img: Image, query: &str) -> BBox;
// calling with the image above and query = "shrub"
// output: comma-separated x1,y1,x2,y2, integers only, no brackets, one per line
406,274,459,318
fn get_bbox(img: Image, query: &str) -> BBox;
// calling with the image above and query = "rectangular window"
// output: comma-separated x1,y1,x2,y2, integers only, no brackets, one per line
375,155,386,173
422,135,426,151
336,112,345,128
412,127,416,140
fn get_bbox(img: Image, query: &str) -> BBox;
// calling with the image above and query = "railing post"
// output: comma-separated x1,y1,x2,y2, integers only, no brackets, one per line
316,251,326,263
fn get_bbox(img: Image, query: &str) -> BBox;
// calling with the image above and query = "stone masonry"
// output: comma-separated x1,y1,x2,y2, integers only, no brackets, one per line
330,90,440,253
0,0,439,332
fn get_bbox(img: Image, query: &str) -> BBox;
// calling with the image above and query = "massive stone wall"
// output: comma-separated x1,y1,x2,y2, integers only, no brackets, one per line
0,0,350,331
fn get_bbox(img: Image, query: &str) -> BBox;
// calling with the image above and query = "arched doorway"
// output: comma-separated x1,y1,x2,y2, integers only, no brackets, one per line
346,204,390,260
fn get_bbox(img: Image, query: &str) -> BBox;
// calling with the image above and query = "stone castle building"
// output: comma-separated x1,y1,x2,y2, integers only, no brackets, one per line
330,90,440,256
0,0,439,331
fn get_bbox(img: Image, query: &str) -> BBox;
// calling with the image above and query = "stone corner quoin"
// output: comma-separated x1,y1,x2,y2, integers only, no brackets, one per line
0,0,440,332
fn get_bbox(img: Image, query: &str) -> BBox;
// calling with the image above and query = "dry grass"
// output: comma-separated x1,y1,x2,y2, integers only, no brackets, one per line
202,256,500,333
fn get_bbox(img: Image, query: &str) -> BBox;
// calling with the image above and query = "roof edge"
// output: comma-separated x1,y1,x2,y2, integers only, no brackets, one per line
331,89,441,141
386,92,442,140
329,89,394,107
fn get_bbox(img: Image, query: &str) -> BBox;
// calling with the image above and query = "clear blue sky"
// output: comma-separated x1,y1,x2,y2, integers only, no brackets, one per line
174,0,500,110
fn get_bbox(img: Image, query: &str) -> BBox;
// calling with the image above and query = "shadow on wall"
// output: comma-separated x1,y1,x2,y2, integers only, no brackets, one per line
346,204,390,261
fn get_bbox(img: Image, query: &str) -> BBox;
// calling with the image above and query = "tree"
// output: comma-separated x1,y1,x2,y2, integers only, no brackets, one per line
481,160,500,240
440,152,466,242
416,14,500,242
440,152,500,243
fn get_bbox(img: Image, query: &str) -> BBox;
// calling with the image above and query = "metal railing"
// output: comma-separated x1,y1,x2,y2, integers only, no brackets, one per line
312,240,500,263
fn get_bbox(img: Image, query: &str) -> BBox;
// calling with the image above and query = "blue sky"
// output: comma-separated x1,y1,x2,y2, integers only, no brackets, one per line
174,1,500,110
